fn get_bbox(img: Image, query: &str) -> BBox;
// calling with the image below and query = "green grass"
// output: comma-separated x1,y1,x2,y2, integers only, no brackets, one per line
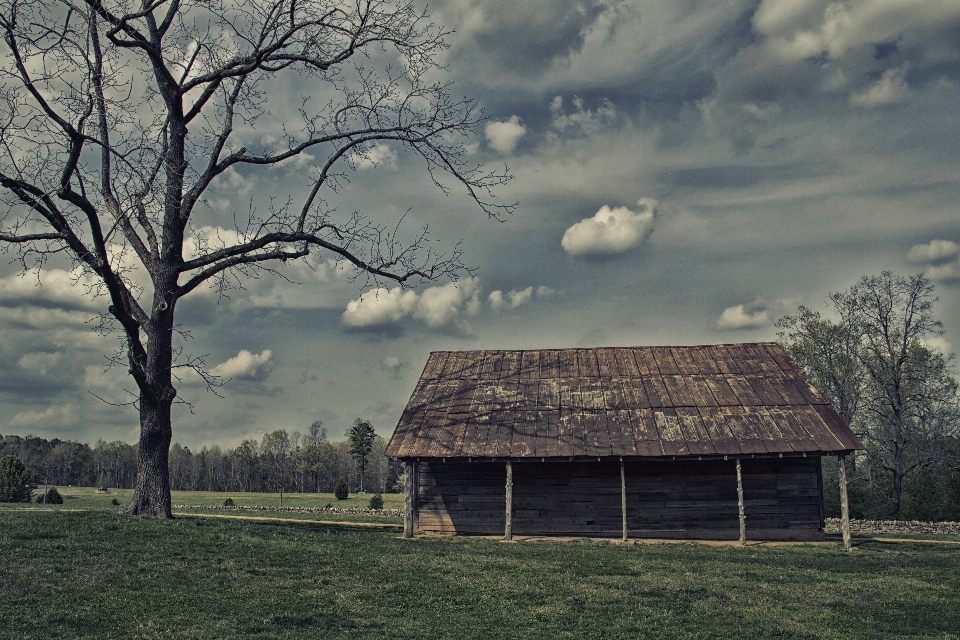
1,507,959,639
20,486,404,512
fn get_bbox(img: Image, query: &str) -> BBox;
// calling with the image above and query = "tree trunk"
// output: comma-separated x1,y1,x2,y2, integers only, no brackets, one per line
123,392,174,517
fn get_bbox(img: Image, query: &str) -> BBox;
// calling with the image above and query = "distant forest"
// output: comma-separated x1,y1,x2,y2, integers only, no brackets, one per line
0,425,401,495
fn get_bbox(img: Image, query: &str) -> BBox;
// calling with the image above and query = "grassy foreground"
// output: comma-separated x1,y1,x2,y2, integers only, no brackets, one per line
2,506,959,639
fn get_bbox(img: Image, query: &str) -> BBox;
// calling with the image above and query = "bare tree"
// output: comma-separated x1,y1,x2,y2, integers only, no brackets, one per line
0,0,513,516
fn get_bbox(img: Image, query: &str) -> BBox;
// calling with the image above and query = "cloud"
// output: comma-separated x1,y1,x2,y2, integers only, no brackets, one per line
561,198,657,257
379,356,404,377
536,286,555,298
18,352,61,376
211,350,274,380
488,286,534,310
485,116,526,154
922,336,954,356
550,96,617,136
908,239,960,265
851,65,911,107
0,268,104,312
906,239,960,283
754,0,960,63
716,304,771,330
350,143,398,170
341,278,481,331
10,404,78,428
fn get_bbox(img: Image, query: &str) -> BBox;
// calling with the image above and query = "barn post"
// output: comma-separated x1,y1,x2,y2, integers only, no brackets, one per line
620,458,628,542
736,458,746,545
838,453,852,550
505,460,514,541
404,460,419,538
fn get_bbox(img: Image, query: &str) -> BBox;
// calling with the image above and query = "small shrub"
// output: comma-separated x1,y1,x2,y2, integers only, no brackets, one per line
0,455,33,503
334,479,349,500
368,493,384,510
223,497,235,507
111,498,120,506
323,503,332,509
37,486,64,505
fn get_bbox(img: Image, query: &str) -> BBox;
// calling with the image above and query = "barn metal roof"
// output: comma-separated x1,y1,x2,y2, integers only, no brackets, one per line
386,343,864,460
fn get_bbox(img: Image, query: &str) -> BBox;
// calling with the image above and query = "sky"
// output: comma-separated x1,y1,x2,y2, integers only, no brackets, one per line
2,0,960,450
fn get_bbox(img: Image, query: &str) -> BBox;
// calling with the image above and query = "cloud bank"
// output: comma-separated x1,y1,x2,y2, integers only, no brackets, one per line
342,279,482,331
561,198,657,257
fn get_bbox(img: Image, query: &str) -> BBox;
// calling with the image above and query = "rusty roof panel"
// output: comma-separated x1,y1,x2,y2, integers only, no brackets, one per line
538,378,560,410
440,351,465,379
601,378,627,409
689,347,722,375
479,351,504,379
652,347,680,375
615,348,641,377
558,350,578,379
707,345,742,375
677,406,717,456
726,376,763,406
577,349,601,379
460,351,486,379
500,351,521,381
634,349,660,376
422,352,448,379
540,350,560,379
579,378,606,410
654,408,690,457
606,409,633,456
671,348,701,375
520,351,541,380
596,348,620,377
387,344,864,459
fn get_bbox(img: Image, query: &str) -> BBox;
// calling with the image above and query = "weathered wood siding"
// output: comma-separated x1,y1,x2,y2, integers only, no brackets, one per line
416,457,824,540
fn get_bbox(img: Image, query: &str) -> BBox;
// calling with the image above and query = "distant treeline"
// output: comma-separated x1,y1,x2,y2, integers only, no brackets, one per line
1,425,402,494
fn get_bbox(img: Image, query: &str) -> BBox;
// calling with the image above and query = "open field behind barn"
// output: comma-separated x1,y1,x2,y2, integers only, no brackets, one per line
3,494,960,640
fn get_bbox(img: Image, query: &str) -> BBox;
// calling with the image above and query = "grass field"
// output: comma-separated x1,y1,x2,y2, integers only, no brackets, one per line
2,492,959,639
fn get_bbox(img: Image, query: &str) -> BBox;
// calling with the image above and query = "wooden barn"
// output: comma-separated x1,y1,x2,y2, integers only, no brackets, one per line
386,344,864,544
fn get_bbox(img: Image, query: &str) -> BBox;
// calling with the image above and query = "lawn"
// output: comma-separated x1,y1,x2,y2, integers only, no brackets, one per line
2,500,959,639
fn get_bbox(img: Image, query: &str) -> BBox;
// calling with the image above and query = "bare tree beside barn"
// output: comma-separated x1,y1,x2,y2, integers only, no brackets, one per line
0,0,512,516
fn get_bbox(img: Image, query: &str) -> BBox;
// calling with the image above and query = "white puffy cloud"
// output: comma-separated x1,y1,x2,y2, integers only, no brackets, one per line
341,278,481,330
211,349,274,380
10,404,78,428
488,286,534,310
342,287,419,327
561,198,657,257
18,352,61,376
536,286,555,298
906,239,960,283
851,65,911,107
350,143,398,170
716,304,771,330
754,0,960,63
908,239,960,264
485,116,526,154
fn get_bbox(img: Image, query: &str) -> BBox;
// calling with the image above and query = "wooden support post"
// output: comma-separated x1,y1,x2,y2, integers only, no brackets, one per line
620,458,628,542
839,454,852,550
736,458,746,546
505,460,513,541
404,460,418,538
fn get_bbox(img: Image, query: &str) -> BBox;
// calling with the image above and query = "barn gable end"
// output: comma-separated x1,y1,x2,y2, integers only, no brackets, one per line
388,343,863,542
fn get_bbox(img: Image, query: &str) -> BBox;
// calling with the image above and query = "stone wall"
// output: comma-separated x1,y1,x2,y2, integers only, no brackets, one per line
824,518,960,535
